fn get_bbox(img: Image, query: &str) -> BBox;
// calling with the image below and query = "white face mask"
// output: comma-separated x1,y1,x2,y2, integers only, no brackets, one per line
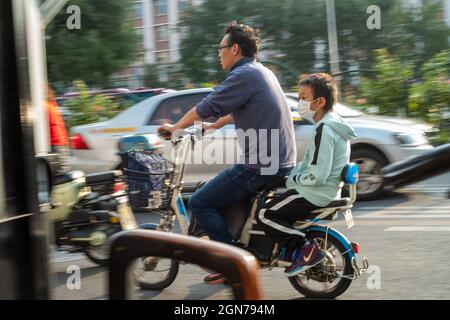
297,98,319,121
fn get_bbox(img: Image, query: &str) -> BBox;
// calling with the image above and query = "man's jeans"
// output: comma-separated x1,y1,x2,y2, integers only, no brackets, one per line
188,164,293,245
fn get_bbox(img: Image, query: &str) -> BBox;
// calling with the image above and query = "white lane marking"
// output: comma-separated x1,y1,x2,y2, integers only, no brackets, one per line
358,215,450,219
355,206,450,210
401,185,448,190
401,189,448,193
402,188,448,190
353,205,450,218
382,184,450,194
384,227,450,232
401,185,448,187
357,211,450,215
51,252,85,263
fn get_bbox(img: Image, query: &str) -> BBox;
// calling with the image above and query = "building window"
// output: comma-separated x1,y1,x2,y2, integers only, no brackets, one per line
132,2,142,19
156,51,170,64
155,0,167,16
155,25,169,42
178,0,189,12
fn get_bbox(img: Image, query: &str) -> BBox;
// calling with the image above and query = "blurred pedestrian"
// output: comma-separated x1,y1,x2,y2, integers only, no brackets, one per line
46,85,70,175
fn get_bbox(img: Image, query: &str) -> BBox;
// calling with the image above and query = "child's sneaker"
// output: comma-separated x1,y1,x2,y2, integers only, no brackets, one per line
284,241,326,277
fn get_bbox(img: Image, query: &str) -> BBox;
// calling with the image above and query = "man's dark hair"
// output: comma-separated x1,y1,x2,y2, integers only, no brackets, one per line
299,73,337,111
224,21,260,58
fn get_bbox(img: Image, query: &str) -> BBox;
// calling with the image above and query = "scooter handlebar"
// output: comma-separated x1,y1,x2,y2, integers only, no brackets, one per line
157,128,172,140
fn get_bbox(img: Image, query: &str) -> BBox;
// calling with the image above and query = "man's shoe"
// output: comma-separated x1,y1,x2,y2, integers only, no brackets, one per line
204,273,227,284
284,241,327,277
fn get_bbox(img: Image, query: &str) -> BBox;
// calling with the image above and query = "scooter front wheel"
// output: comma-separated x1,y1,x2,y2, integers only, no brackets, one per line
133,257,179,290
133,223,180,290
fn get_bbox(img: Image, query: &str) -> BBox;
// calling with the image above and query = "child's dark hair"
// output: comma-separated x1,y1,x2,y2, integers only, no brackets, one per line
224,21,260,58
299,73,337,111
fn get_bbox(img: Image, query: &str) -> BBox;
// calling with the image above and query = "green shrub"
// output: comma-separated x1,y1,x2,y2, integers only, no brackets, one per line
63,81,123,130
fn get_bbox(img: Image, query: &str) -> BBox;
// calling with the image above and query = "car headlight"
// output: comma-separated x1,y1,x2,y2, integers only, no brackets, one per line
392,132,428,146
424,126,441,145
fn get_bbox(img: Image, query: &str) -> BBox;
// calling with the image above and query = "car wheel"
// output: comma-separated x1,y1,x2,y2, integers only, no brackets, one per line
348,149,388,201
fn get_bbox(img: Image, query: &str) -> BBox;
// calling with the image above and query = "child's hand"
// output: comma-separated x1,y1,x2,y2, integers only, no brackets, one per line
299,172,317,186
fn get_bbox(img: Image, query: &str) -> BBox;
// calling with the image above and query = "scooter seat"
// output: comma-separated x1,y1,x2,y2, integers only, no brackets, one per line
303,198,350,222
321,198,351,209
53,170,85,185
85,170,122,185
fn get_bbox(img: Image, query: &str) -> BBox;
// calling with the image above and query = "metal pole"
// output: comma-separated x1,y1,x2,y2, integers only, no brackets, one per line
325,0,341,92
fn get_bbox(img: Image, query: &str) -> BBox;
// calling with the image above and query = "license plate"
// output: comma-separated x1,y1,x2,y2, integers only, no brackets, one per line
343,209,354,229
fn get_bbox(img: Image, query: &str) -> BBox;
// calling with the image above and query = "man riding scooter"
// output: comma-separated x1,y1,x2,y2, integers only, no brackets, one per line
158,21,297,284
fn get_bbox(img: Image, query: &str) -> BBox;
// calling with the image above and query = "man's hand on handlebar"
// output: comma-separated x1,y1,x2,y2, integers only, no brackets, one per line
158,122,205,141
201,122,217,133
158,123,176,140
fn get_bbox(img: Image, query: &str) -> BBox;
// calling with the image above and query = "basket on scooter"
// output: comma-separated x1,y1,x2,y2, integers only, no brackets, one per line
117,134,174,211
123,150,174,211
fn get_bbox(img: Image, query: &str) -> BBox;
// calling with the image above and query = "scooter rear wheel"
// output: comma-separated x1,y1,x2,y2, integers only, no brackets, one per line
288,230,354,299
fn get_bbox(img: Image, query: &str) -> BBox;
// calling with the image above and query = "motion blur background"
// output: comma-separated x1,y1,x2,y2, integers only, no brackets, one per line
46,0,450,143
1,0,449,300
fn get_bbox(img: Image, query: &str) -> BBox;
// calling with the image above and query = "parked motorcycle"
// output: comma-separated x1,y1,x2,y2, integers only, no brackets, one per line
49,170,138,266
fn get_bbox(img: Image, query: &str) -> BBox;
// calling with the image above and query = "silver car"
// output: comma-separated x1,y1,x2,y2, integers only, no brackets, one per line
69,88,436,200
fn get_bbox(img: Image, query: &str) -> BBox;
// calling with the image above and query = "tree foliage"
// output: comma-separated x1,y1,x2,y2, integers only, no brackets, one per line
63,81,123,130
46,0,140,87
408,50,450,125
359,49,414,116
179,0,449,87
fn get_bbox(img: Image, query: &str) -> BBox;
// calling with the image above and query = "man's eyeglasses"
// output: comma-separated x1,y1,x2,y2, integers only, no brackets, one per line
217,44,231,53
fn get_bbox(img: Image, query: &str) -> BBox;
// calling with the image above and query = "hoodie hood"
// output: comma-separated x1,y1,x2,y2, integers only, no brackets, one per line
319,112,357,140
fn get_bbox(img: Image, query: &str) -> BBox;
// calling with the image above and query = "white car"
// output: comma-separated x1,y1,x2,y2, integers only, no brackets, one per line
69,88,436,200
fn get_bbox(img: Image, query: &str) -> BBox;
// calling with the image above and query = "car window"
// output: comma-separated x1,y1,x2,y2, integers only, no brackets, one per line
148,93,219,125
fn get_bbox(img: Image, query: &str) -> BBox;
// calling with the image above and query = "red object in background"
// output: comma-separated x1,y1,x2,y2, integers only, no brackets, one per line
113,182,125,193
47,100,69,146
70,133,90,150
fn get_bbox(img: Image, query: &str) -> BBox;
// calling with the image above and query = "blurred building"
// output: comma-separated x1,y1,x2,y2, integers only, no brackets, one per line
114,0,200,88
132,0,200,65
